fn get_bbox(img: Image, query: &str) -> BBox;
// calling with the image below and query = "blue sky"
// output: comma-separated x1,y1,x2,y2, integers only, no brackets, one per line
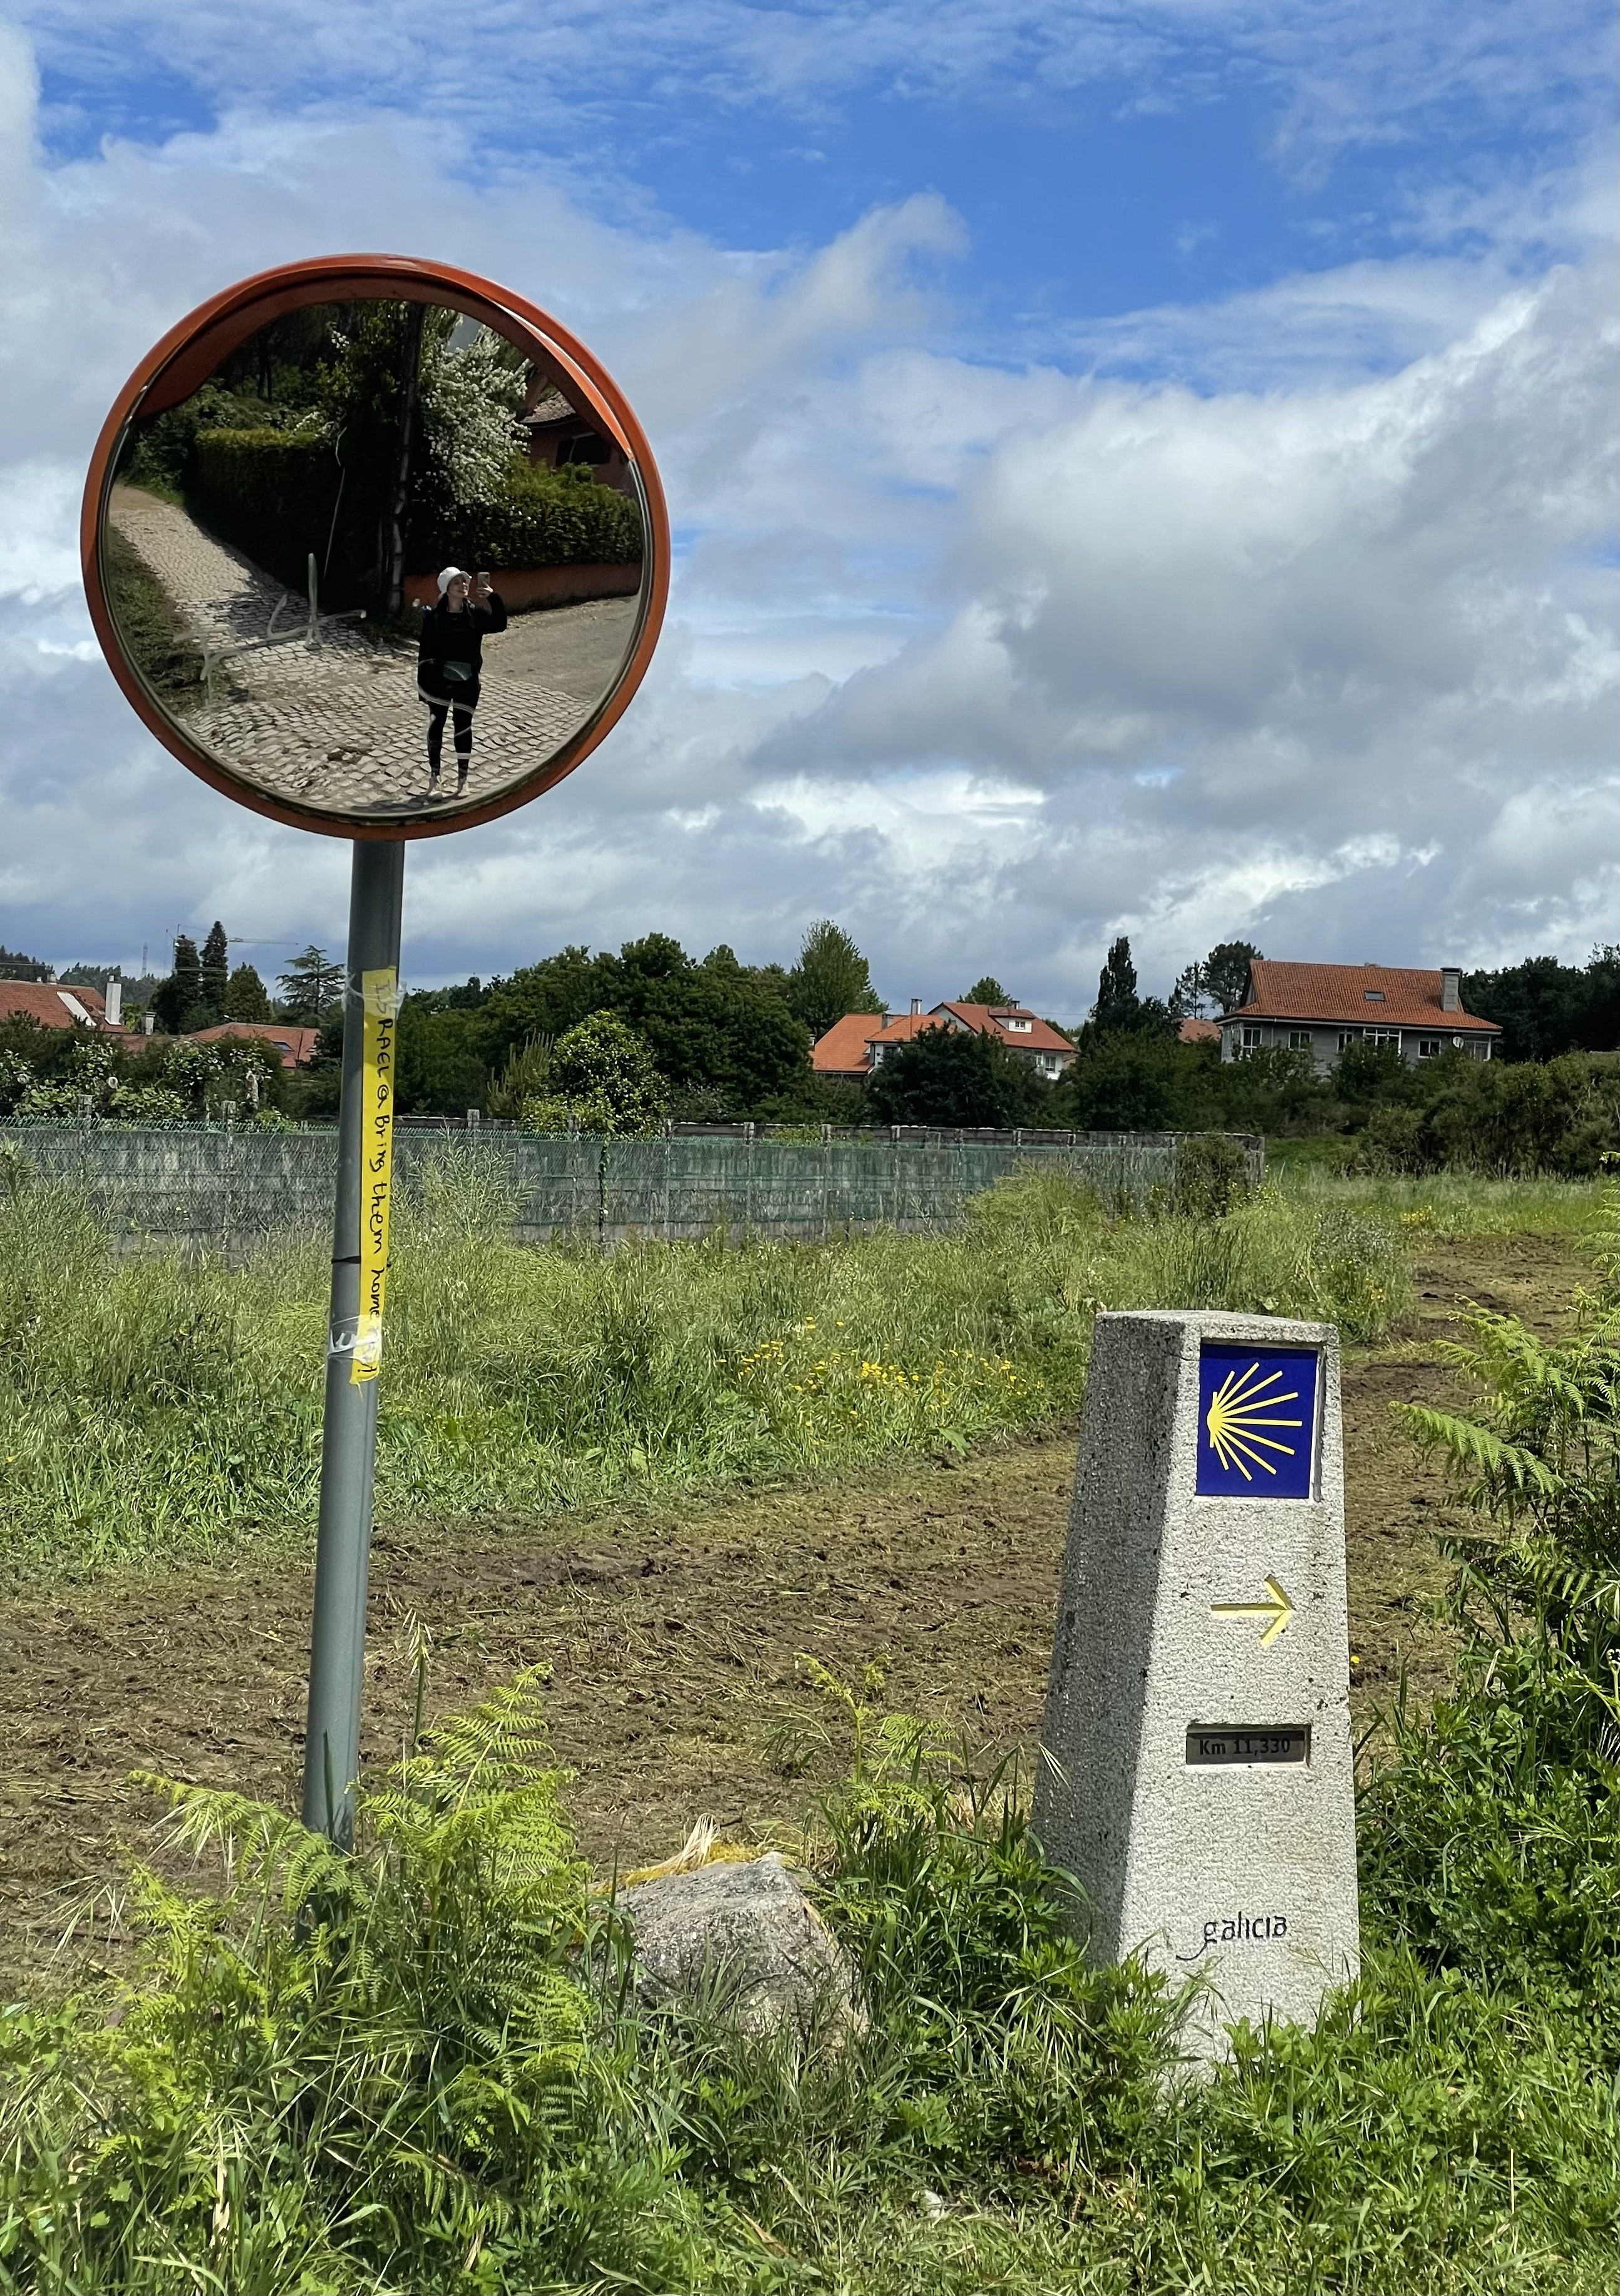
1,1,1614,1011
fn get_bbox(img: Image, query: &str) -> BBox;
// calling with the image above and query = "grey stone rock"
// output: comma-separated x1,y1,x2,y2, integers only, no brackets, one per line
619,1852,865,2043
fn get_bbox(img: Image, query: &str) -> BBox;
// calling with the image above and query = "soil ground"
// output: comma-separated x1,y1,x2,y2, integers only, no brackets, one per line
0,1230,1589,1997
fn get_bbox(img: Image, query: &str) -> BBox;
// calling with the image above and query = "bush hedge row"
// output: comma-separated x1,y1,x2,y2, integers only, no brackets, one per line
187,430,641,609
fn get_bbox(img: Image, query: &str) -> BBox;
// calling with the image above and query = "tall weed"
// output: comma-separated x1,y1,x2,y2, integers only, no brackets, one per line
3,1160,1413,1574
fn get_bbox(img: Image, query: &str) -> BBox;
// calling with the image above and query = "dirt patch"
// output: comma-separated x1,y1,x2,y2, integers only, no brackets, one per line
0,1231,1590,1998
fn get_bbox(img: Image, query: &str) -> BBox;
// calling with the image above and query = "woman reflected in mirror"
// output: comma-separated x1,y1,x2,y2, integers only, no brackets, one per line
416,565,507,798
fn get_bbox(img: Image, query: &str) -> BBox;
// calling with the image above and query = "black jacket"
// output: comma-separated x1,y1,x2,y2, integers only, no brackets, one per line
417,592,507,703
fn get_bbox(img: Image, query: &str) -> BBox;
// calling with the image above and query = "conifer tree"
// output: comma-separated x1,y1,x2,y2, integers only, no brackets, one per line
199,921,229,1024
1091,937,1141,1031
785,921,884,1043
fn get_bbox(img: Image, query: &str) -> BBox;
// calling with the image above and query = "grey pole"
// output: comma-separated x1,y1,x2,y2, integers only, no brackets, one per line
301,838,405,1845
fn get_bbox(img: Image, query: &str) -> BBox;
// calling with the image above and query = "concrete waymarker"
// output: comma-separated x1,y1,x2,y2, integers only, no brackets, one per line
1034,1310,1358,2059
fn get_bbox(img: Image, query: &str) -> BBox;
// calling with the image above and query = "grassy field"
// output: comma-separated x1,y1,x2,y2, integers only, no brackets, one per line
1271,1155,1607,1236
0,1165,1611,2292
0,1156,1427,1578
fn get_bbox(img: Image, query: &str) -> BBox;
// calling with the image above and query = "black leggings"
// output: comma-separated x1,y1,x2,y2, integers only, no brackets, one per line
426,702,475,773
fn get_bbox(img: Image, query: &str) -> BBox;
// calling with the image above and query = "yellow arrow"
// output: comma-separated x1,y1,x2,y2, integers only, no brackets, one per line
1210,1574,1294,1647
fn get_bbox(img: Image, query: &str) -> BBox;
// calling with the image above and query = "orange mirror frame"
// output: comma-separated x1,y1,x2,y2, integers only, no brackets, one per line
81,253,669,840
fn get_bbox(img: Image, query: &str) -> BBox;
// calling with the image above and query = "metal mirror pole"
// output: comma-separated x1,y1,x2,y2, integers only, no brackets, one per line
302,838,406,1845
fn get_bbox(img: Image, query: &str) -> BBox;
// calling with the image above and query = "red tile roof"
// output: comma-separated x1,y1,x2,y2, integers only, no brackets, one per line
1231,962,1498,1034
1177,1016,1221,1044
0,981,110,1030
869,1011,951,1046
937,1003,1075,1054
192,1021,321,1068
810,1011,894,1075
812,1002,1076,1075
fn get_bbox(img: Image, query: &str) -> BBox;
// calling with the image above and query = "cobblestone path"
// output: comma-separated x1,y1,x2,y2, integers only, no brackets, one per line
108,486,640,820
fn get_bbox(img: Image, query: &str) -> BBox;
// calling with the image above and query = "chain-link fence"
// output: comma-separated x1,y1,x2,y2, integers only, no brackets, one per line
0,1123,1262,1248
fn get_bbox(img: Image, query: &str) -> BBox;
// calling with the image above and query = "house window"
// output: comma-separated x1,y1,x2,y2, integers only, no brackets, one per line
1367,1027,1400,1048
1337,1031,1354,1052
1240,1025,1262,1051
1288,1030,1313,1051
1416,1037,1442,1059
1001,1017,1033,1032
1363,989,1385,1002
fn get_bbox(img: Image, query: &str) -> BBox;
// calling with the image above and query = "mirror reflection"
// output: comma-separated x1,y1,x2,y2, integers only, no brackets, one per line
102,296,647,820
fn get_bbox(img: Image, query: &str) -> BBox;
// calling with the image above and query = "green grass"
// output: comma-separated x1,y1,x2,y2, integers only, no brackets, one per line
0,1199,1611,2294
101,522,205,707
0,1157,1410,1578
1269,1160,1607,1236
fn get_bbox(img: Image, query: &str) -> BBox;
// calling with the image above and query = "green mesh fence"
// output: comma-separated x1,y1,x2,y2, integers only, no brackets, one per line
0,1125,1256,1247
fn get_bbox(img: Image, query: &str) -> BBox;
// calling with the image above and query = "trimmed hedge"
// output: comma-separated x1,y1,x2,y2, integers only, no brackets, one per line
188,429,351,600
423,468,643,569
187,430,641,614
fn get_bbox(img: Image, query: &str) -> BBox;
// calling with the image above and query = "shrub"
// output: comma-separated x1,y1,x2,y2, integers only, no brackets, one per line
867,1027,1051,1128
1351,1053,1618,1177
188,426,344,599
519,1012,669,1138
1363,1212,1619,2019
424,459,644,571
1172,1131,1251,1218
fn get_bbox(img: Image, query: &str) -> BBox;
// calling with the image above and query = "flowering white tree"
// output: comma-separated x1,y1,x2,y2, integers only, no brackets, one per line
417,326,526,510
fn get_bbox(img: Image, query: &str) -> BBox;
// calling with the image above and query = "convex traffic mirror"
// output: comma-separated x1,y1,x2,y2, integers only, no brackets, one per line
83,256,668,838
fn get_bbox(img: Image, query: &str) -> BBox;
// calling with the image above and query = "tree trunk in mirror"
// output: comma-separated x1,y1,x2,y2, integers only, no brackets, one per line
382,302,427,617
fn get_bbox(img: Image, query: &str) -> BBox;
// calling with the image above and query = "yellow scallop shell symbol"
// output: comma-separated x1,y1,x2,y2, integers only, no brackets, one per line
1205,1361,1303,1481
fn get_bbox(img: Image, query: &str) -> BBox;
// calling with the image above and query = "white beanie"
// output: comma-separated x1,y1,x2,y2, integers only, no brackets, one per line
436,565,465,598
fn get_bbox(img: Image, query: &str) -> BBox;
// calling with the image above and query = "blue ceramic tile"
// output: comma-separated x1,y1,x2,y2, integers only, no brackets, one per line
1196,1345,1319,1499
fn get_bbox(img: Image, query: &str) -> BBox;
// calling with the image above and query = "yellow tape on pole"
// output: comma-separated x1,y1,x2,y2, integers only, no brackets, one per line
350,966,399,1384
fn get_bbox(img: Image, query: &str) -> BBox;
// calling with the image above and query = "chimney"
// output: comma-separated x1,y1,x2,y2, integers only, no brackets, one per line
1440,966,1461,1013
103,979,122,1027
143,1011,155,1035
910,997,921,1016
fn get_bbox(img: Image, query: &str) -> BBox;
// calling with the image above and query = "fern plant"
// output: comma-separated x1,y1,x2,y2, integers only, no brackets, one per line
1362,1195,1618,2017
0,1669,644,2293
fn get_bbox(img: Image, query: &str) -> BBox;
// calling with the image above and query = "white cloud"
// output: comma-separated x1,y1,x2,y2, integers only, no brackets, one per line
0,19,1612,1007
14,0,1612,162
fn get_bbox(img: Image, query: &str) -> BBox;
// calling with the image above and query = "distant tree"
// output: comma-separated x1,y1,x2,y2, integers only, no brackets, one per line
0,945,51,982
1204,940,1263,1014
395,999,488,1115
1091,937,1140,1032
277,945,343,1027
406,977,486,1013
199,921,229,1024
150,935,204,1034
962,976,1009,1006
1333,1041,1415,1108
785,921,884,1044
520,1012,668,1136
476,934,809,1116
1058,1032,1192,1131
1169,960,1212,1019
223,962,273,1022
1211,1045,1321,1135
867,1026,1049,1128
1462,948,1620,1063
